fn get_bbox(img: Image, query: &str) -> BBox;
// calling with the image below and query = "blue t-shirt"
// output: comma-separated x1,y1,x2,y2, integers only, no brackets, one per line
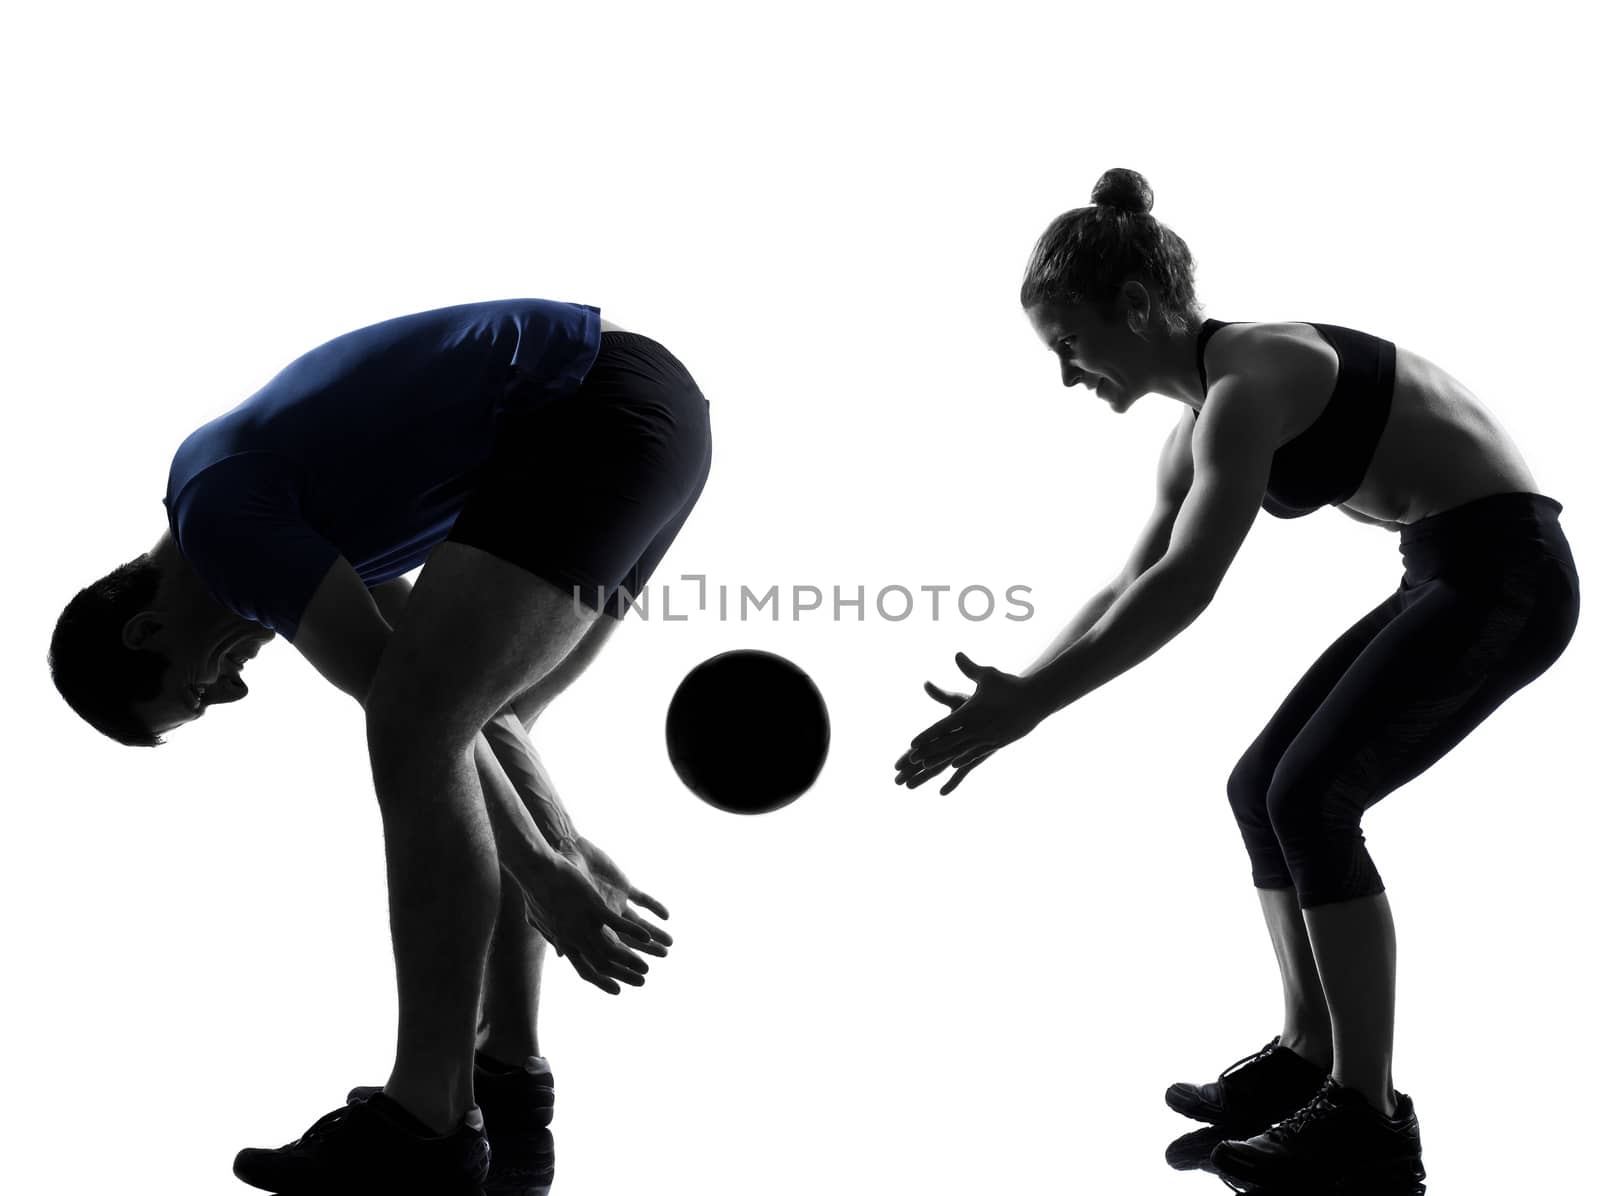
164,299,603,641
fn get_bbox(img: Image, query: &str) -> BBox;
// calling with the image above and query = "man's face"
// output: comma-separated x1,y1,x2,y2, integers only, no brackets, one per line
128,623,274,736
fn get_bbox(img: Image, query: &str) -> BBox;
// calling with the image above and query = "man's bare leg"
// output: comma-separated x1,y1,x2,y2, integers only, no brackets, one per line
366,545,591,1134
477,613,621,1064
478,875,549,1064
380,579,614,1073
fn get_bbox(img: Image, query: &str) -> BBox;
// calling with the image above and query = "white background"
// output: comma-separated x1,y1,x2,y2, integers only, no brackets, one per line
3,2,1594,1193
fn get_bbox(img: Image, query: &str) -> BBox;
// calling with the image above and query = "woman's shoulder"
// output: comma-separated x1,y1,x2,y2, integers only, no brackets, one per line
1204,320,1341,393
1210,319,1340,362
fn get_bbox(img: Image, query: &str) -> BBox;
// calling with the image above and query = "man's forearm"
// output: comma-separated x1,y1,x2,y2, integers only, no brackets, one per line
472,731,568,878
1018,580,1124,678
480,711,580,851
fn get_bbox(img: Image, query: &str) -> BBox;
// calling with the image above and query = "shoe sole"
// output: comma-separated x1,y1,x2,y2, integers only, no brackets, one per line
1210,1142,1426,1193
233,1133,490,1195
234,1160,488,1196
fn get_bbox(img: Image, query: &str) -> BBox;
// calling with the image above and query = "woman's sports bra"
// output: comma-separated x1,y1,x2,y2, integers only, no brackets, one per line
1194,319,1396,519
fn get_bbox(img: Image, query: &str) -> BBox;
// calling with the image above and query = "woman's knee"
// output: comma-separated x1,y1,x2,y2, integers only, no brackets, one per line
1226,749,1273,826
1263,771,1383,901
1263,771,1325,844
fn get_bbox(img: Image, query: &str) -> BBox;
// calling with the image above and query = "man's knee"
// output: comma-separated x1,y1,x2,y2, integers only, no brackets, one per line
364,613,489,751
365,682,479,784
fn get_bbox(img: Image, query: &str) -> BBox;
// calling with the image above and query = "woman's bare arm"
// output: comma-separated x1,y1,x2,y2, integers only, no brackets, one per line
1020,412,1195,676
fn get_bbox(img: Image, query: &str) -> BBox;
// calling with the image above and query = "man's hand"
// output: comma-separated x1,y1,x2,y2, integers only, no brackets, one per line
563,835,673,958
894,652,1044,792
510,850,661,995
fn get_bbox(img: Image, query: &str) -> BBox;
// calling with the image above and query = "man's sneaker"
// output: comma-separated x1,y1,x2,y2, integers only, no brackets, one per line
1166,1036,1330,1133
348,1052,554,1150
469,1054,557,1177
1210,1076,1426,1191
471,1052,557,1135
233,1091,490,1194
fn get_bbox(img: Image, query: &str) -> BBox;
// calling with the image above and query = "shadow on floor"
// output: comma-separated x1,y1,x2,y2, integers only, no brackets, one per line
1166,1125,1425,1194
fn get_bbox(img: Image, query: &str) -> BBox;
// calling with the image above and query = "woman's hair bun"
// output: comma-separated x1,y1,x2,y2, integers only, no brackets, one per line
1090,168,1154,216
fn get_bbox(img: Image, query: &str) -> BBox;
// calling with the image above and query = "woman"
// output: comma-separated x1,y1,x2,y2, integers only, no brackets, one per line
893,168,1579,1191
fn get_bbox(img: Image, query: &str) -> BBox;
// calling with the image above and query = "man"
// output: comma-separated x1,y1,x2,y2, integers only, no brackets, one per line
49,298,713,1192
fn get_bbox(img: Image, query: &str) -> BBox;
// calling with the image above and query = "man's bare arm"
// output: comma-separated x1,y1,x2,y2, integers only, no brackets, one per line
480,712,579,849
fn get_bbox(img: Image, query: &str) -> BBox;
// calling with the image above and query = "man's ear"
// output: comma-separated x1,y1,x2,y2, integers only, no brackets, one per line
122,613,166,650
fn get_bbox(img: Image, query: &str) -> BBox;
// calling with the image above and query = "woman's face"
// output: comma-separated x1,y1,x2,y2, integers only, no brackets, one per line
1026,298,1150,413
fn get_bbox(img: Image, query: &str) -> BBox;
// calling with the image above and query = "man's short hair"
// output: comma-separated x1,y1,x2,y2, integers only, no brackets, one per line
49,555,170,746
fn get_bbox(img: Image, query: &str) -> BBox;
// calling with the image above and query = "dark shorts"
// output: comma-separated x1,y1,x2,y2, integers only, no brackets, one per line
1226,492,1580,907
447,331,712,618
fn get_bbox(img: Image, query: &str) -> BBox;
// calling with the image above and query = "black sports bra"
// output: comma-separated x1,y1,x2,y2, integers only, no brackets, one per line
1193,319,1396,519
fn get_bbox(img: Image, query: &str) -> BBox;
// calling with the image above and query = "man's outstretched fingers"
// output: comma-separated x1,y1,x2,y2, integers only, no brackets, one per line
611,909,671,950
600,925,649,965
631,889,670,920
570,950,620,995
632,935,670,958
609,917,650,945
589,956,626,995
610,965,647,987
599,930,650,977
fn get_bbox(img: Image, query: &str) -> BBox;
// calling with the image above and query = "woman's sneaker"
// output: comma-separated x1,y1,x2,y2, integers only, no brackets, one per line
1166,1036,1330,1134
1209,1076,1426,1191
233,1092,489,1194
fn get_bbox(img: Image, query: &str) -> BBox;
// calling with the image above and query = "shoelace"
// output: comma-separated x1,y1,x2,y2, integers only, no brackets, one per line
291,1105,358,1148
1270,1084,1339,1140
1218,1038,1281,1081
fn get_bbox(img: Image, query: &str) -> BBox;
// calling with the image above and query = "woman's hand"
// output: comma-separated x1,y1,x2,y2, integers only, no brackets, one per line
512,850,660,995
894,653,1044,793
893,681,992,794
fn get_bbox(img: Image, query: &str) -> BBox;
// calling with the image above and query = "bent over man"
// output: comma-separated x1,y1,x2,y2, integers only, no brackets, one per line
50,298,714,1192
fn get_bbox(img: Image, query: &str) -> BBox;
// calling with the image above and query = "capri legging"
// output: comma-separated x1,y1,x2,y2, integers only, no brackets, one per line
447,330,712,619
1226,492,1579,908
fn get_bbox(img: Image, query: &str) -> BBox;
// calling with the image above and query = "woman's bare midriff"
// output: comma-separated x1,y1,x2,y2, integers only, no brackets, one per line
1213,322,1541,528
